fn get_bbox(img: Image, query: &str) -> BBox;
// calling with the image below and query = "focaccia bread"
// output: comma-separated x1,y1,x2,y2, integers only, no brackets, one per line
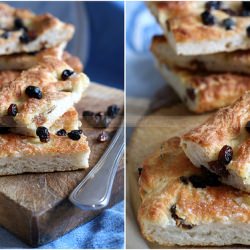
181,92,250,192
0,70,20,85
0,51,82,86
153,56,250,113
152,35,250,75
0,46,83,72
0,56,89,136
138,137,250,246
0,43,65,71
147,1,250,55
0,3,74,55
0,108,89,176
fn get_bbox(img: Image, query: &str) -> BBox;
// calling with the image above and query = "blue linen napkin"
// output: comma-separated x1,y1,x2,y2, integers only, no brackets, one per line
0,201,124,249
126,2,164,99
0,2,124,249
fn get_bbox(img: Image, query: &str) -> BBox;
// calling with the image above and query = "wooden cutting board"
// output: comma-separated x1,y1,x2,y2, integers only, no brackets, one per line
127,101,211,249
0,83,124,247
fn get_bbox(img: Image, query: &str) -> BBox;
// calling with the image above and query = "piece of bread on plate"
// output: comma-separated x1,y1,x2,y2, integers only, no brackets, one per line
0,107,89,175
147,1,250,55
0,3,74,55
0,56,89,136
138,137,250,246
181,92,250,192
152,35,250,75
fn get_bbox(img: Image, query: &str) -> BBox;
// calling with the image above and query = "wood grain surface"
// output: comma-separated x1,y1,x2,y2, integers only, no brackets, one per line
0,83,124,247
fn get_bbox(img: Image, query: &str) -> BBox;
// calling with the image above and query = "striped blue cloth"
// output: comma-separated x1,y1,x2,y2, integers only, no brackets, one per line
0,2,124,249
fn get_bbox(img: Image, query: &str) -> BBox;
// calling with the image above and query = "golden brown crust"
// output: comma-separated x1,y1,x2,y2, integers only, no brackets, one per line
0,3,74,55
62,51,83,72
0,56,89,135
0,109,88,158
151,35,250,74
152,46,250,113
147,1,250,54
184,71,250,113
0,70,20,87
182,92,250,149
182,92,250,180
138,137,250,230
0,47,83,72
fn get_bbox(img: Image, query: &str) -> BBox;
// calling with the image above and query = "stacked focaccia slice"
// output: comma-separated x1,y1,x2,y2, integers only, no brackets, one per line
138,93,250,246
138,136,250,246
0,3,90,175
148,1,250,113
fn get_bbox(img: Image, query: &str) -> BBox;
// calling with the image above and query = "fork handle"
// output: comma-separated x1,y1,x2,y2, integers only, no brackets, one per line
69,125,124,210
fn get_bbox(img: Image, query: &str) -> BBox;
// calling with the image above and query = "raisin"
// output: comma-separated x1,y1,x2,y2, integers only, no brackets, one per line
61,69,74,80
222,18,235,30
68,130,82,141
201,10,216,26
25,86,42,99
106,105,120,118
218,145,233,165
36,126,50,143
170,204,193,229
97,131,109,142
7,104,18,116
56,129,67,136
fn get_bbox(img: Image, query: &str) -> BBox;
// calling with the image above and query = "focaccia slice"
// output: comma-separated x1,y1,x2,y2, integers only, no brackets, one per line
0,45,83,72
147,1,250,55
181,92,250,192
0,108,89,176
0,51,82,86
138,137,250,246
152,52,250,113
0,56,89,136
0,43,64,71
152,35,250,75
0,3,74,55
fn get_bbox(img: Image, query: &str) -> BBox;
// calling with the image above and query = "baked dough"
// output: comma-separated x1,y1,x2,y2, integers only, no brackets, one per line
147,1,250,55
152,47,250,113
182,92,250,192
0,43,64,70
152,35,250,75
0,56,89,136
0,3,74,55
138,137,250,246
0,46,83,72
0,108,89,176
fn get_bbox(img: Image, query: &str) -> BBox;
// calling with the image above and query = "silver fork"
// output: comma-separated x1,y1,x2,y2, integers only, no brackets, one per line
69,124,124,210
